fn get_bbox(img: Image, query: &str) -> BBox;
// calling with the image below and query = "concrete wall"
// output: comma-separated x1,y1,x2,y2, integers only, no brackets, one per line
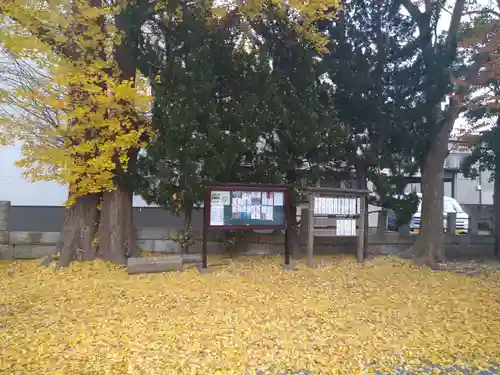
0,201,496,261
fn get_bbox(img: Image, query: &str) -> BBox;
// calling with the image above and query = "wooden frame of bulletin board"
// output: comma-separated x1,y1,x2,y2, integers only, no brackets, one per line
202,183,292,269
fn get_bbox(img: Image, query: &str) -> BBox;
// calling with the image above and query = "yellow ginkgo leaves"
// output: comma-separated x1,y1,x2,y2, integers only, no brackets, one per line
0,255,499,375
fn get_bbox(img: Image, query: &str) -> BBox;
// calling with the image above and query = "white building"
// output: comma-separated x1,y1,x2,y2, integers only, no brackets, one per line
0,142,150,206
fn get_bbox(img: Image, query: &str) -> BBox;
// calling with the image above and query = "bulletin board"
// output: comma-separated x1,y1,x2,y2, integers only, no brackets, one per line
209,190,285,228
201,183,291,268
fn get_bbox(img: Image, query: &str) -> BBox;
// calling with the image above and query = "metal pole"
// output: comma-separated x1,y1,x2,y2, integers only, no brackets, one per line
307,191,314,268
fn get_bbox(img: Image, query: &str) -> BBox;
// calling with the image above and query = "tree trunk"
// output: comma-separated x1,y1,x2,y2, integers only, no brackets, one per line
494,163,500,259
97,187,135,265
287,201,300,259
56,193,101,268
123,188,140,258
285,171,300,259
406,130,449,267
182,203,193,254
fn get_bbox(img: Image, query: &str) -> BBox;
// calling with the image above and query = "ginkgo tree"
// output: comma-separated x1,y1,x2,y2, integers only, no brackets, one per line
0,0,151,266
0,0,343,267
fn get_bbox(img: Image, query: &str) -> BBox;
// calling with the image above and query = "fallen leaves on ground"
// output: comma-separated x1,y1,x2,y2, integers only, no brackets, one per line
0,255,499,375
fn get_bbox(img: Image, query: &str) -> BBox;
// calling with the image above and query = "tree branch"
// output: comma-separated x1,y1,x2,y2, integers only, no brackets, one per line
398,0,421,21
445,0,466,48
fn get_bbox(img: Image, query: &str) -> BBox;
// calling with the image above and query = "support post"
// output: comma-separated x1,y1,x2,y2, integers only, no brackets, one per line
284,187,291,266
468,214,478,235
307,192,314,268
446,212,457,237
357,195,366,262
202,190,209,269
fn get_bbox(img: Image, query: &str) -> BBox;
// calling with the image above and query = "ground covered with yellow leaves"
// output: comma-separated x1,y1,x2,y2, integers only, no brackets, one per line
0,255,499,375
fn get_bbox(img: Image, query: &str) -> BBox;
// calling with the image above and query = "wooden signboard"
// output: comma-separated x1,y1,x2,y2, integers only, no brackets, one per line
202,184,291,268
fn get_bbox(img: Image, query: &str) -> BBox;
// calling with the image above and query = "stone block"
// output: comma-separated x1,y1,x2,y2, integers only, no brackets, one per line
0,231,8,244
152,240,181,253
0,245,14,260
0,201,10,231
246,243,283,255
9,231,59,245
182,253,202,264
370,232,414,245
368,244,407,255
137,239,155,251
13,245,55,259
258,233,285,245
127,256,182,275
189,241,223,254
136,227,171,240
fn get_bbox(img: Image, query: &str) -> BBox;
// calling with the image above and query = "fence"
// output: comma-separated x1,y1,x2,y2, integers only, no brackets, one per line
0,201,497,260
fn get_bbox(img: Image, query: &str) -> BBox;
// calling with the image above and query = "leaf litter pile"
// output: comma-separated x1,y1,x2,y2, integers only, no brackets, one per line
0,255,499,375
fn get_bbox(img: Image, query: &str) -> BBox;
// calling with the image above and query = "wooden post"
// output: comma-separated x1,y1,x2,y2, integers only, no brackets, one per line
284,187,291,266
357,195,366,262
307,192,314,268
202,189,209,269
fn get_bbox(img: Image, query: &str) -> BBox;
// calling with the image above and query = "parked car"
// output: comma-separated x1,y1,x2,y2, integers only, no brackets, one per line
409,195,469,234
386,194,469,234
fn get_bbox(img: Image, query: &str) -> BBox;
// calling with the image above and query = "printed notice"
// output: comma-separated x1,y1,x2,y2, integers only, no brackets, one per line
349,198,356,215
333,198,339,215
261,206,274,221
210,205,224,226
314,197,319,214
327,198,334,215
261,192,274,206
337,219,356,236
211,191,230,206
274,192,284,206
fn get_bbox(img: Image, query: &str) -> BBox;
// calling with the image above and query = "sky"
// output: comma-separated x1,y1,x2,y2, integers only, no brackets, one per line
0,0,493,206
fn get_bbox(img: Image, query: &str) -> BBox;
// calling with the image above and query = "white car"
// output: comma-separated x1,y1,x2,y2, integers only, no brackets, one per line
409,195,469,234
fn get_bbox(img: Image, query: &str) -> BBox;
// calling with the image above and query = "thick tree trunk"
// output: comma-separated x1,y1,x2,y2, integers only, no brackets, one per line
406,127,450,267
56,193,101,268
494,164,500,259
97,187,135,265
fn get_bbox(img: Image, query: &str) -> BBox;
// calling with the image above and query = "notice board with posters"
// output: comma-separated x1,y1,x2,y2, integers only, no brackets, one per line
209,189,285,228
201,184,291,268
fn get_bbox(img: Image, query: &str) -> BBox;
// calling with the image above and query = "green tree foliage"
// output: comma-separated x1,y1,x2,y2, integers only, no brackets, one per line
134,2,344,254
134,3,268,250
319,0,419,180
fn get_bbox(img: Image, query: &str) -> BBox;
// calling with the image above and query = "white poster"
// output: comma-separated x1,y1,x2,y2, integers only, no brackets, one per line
333,198,339,215
212,191,230,206
337,219,356,236
274,192,284,206
267,192,274,206
327,198,334,215
349,199,356,215
210,205,224,226
261,206,274,221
